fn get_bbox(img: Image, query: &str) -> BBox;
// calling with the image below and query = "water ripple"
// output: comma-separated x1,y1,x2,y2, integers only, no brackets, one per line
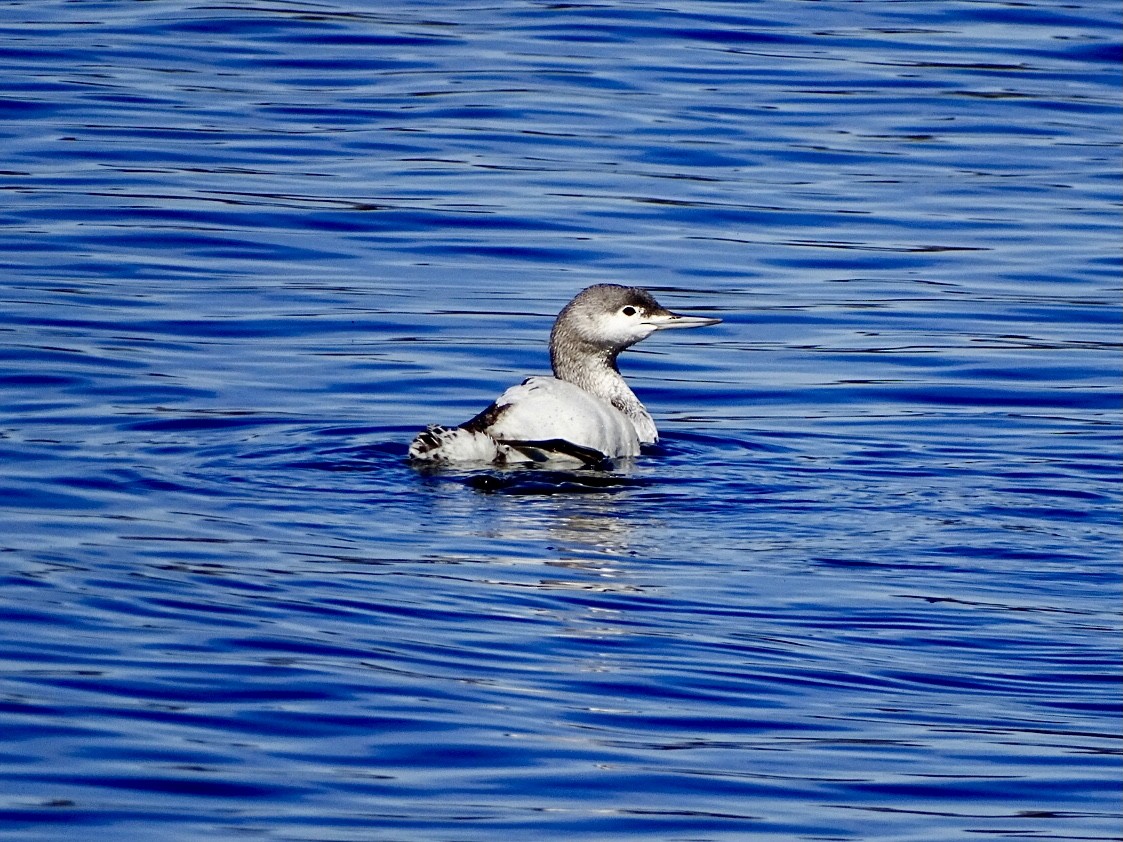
0,1,1119,840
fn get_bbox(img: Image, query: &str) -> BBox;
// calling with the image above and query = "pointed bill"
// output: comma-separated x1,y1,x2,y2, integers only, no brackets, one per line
644,309,722,330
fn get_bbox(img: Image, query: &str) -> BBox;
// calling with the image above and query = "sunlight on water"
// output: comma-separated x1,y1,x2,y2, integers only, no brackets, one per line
0,1,1120,840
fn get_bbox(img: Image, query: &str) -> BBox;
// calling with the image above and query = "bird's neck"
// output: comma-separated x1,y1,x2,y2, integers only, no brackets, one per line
551,341,657,443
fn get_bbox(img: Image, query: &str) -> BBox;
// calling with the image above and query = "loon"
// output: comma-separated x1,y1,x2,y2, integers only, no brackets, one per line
408,284,721,466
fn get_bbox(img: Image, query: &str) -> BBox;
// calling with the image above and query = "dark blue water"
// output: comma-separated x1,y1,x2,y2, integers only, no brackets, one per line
1,2,1120,840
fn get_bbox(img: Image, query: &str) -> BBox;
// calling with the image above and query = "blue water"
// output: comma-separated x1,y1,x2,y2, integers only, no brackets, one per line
1,1,1120,839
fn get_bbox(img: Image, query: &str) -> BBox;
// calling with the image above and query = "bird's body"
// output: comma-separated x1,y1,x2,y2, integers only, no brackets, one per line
409,284,720,465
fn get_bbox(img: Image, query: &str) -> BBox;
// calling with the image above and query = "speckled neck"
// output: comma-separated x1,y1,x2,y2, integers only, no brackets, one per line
550,329,658,444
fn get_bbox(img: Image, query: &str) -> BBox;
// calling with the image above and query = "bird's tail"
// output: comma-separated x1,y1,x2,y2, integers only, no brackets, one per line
408,425,513,463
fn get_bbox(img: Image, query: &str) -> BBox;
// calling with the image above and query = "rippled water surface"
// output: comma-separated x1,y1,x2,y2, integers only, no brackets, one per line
1,1,1120,840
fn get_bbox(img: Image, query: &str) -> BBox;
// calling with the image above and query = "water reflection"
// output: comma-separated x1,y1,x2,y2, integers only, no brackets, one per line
419,469,653,556
2,0,1118,838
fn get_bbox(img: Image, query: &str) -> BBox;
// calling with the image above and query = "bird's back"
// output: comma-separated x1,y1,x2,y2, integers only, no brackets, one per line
481,376,642,458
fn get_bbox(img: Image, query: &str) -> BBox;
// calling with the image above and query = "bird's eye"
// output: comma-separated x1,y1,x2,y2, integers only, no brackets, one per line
621,306,637,317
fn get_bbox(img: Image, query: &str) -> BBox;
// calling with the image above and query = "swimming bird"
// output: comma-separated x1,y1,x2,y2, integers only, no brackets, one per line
409,284,721,465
